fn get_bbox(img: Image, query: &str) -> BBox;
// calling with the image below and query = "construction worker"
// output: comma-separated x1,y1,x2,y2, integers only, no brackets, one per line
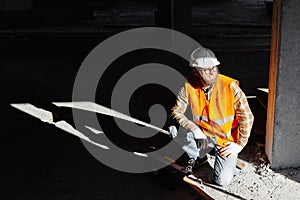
170,46,254,187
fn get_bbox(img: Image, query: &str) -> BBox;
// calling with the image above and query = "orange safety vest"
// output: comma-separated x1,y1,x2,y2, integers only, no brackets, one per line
185,74,239,147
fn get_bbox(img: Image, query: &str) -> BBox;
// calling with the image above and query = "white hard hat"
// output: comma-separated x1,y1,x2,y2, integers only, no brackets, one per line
189,47,220,68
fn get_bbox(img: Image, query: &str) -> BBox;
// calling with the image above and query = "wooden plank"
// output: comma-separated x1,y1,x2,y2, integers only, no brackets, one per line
164,156,248,199
164,156,215,199
183,176,214,200
236,158,247,170
265,0,281,165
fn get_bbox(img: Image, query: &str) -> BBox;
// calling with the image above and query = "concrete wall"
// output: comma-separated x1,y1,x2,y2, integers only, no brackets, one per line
268,0,300,169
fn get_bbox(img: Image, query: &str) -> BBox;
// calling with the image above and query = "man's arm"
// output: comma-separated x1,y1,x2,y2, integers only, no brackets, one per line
231,82,254,148
171,87,205,139
220,82,254,158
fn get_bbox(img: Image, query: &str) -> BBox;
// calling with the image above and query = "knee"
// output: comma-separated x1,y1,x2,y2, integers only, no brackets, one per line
213,172,235,187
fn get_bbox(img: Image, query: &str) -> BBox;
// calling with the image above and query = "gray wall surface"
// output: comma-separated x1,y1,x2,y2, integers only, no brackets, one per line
272,0,300,168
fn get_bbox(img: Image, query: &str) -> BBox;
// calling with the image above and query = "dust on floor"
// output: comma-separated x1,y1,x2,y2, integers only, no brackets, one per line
193,145,300,200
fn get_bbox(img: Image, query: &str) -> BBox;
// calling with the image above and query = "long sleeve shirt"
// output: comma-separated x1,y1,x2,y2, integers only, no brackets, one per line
172,81,254,147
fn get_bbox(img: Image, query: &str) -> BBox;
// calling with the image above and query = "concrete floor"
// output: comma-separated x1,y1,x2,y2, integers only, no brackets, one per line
2,114,201,200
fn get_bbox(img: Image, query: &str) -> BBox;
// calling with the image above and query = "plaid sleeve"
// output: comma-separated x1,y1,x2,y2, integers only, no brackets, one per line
231,82,254,147
171,87,200,132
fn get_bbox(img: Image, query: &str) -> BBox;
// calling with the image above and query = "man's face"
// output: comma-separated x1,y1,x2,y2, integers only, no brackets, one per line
196,66,218,86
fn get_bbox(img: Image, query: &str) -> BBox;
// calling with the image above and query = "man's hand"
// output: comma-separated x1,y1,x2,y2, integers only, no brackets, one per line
195,138,209,149
219,142,243,158
192,128,206,139
192,128,209,149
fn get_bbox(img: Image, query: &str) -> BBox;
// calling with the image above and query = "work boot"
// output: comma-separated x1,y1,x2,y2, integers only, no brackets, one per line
185,156,208,173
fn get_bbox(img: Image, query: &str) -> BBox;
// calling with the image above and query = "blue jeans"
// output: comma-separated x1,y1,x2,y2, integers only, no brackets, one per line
212,144,237,187
175,131,237,187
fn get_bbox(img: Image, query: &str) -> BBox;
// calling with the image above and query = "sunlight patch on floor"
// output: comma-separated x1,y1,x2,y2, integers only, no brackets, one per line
10,103,109,150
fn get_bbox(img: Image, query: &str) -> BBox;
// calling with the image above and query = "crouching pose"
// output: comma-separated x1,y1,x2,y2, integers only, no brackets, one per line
171,46,254,187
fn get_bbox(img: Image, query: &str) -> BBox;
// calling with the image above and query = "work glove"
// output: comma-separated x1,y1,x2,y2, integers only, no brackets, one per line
168,125,178,138
219,142,243,158
192,128,209,149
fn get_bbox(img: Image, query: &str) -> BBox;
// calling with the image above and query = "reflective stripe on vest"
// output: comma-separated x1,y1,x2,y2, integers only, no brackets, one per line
193,115,234,126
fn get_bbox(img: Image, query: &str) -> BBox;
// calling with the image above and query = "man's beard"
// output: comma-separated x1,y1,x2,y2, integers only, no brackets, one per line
202,76,217,87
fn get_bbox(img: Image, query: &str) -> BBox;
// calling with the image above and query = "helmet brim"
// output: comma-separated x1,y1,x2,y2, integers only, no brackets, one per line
190,57,220,68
